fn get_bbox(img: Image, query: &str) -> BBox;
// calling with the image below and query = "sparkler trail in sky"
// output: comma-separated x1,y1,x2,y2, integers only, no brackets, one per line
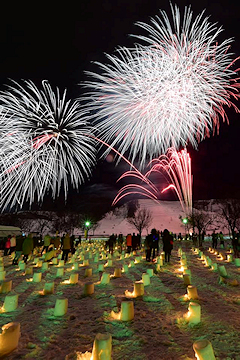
113,148,192,216
0,80,96,211
82,4,240,167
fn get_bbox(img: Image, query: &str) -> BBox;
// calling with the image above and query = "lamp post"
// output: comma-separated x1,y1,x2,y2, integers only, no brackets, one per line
85,221,90,240
182,217,188,238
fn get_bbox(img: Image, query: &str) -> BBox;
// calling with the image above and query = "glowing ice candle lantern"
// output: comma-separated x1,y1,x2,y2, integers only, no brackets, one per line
227,254,233,262
146,268,154,277
18,261,26,271
43,282,54,295
1,281,12,294
56,267,64,277
54,298,68,316
73,262,79,271
193,339,216,360
211,263,218,271
125,281,144,298
104,260,112,267
70,273,78,284
0,271,6,281
113,268,122,278
94,256,99,263
98,264,104,272
25,267,33,275
92,333,112,360
41,262,48,271
100,273,110,284
122,264,129,273
186,302,201,325
218,265,227,277
183,274,191,286
187,285,199,300
84,268,92,277
52,258,58,265
111,301,134,321
84,282,94,295
82,259,89,267
234,258,240,267
0,322,20,357
58,260,65,267
142,273,150,286
157,257,163,266
33,272,42,283
2,293,18,312
129,260,135,268
36,260,42,267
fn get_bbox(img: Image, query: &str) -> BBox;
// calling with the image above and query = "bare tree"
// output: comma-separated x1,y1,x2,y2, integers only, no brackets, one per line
214,198,240,238
127,207,153,237
188,209,212,246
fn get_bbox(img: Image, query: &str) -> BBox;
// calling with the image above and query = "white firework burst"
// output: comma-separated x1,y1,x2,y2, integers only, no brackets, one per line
82,4,240,167
0,80,96,211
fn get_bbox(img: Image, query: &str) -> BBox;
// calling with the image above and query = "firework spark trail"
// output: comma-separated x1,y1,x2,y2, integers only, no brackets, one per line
82,4,240,167
113,148,192,216
0,80,96,211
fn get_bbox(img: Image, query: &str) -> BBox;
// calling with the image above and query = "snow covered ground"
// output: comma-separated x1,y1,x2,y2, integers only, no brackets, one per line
0,241,239,359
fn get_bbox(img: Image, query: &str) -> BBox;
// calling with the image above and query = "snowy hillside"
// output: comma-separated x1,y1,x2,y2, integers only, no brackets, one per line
94,199,186,236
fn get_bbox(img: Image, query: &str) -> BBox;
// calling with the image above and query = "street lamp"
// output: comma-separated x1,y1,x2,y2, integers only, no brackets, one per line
182,217,188,238
84,221,90,239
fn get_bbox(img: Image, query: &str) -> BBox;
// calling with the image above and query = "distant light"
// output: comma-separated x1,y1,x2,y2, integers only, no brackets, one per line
85,221,90,227
182,218,188,224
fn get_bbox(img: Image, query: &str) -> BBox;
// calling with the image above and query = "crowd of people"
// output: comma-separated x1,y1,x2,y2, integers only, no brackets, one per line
106,229,174,263
0,232,82,265
0,227,239,265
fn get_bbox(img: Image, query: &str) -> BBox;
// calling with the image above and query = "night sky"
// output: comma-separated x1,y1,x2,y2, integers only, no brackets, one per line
1,0,240,209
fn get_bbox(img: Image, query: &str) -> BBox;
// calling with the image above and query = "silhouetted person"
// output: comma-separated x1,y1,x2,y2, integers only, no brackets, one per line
162,229,173,263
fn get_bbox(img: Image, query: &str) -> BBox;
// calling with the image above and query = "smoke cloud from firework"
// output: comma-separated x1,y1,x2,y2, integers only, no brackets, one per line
0,80,96,211
82,4,240,168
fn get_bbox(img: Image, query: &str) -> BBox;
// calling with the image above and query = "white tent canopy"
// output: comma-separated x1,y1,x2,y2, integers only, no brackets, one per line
0,225,22,237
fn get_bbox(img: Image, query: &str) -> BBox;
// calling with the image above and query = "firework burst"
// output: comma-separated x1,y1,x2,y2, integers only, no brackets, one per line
0,80,96,210
113,147,192,216
82,4,240,167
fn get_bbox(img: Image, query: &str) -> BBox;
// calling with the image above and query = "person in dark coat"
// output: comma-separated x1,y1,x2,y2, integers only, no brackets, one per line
12,235,25,265
162,229,173,263
150,228,159,261
61,233,71,263
212,230,218,249
145,234,152,262
22,233,34,263
108,234,115,254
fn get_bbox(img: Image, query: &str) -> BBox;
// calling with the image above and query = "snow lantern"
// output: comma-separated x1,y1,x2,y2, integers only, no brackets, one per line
111,300,134,321
54,298,68,316
187,286,199,300
186,302,201,325
2,293,18,312
113,268,122,278
193,339,216,360
33,273,42,283
0,322,20,357
142,273,150,286
0,271,6,281
92,333,112,360
84,282,94,295
85,268,92,277
1,281,12,294
125,281,144,298
100,273,110,285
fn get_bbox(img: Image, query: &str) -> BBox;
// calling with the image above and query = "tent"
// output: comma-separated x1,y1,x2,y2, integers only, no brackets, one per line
0,225,22,238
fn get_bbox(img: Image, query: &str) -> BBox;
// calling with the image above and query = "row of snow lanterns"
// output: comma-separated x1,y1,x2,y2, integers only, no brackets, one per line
177,248,218,360
0,242,214,359
0,245,147,358
193,246,239,285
